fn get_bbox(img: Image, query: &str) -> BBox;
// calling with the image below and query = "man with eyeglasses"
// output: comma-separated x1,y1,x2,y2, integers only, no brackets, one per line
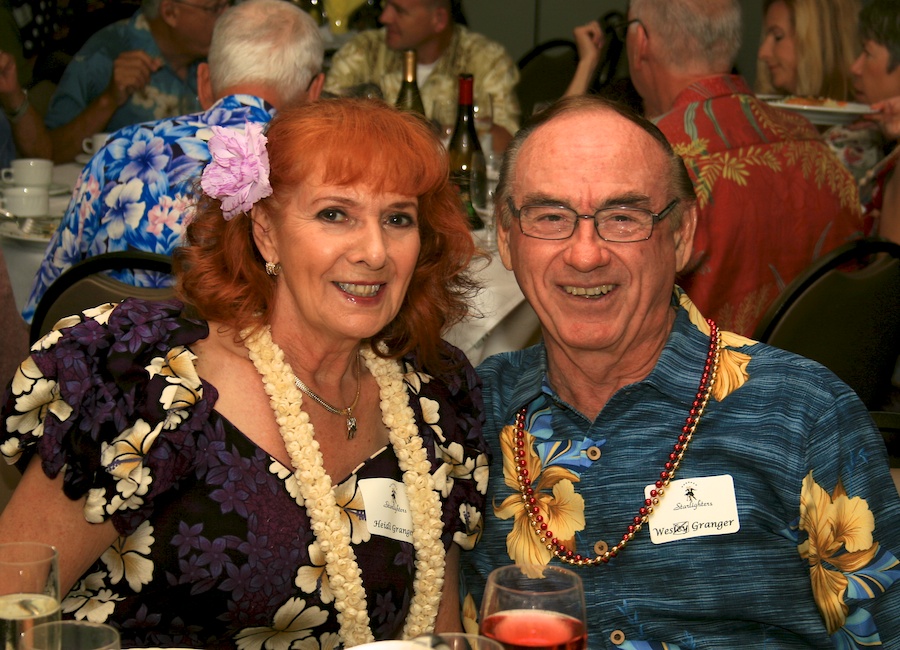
564,0,863,339
462,94,900,647
42,0,229,163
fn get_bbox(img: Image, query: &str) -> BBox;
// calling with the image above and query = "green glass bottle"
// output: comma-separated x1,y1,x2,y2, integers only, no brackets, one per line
395,50,426,115
447,73,486,230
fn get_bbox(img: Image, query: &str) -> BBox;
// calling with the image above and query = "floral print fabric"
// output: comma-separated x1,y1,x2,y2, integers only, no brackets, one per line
1,299,489,649
463,288,900,648
22,94,276,324
656,75,865,337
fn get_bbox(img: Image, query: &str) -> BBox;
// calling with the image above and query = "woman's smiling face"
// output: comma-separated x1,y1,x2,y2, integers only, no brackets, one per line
253,168,421,348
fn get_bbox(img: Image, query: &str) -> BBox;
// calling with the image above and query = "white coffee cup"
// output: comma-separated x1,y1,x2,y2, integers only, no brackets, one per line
0,185,50,217
82,132,111,155
1,158,53,187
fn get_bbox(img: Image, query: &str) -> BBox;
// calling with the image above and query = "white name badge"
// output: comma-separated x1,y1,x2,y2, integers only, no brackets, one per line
358,478,415,544
646,474,740,544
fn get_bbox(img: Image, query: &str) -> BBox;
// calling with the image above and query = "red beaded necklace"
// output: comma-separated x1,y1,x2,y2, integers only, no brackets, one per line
513,319,722,566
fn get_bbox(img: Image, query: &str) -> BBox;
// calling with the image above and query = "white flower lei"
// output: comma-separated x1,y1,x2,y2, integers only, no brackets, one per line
242,326,446,646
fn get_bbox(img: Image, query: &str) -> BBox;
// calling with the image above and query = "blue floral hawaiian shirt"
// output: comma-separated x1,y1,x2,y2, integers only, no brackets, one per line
462,289,900,649
22,94,276,323
43,10,201,131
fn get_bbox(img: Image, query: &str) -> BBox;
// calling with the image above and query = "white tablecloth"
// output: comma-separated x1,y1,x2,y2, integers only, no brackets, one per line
445,252,539,365
0,163,81,313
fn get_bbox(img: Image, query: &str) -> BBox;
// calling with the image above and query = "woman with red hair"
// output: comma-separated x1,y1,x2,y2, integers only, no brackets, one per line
0,98,489,648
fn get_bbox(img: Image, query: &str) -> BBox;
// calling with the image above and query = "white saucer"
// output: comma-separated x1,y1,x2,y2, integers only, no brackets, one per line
48,182,71,196
0,181,69,196
0,219,57,243
75,153,91,165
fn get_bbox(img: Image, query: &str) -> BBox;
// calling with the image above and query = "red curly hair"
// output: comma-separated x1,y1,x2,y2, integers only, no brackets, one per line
176,98,478,373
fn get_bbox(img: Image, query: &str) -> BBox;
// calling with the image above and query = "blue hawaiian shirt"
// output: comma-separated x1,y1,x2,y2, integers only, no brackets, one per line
43,10,202,131
463,291,900,649
23,94,276,323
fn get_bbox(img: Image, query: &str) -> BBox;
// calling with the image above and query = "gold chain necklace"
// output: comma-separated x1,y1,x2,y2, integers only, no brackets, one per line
293,354,361,439
515,319,721,566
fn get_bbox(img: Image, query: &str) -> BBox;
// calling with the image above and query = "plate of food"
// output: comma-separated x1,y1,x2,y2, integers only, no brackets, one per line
764,96,876,126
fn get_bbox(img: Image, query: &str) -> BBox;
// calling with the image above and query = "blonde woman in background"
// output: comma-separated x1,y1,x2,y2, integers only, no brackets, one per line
758,0,883,184
757,0,860,100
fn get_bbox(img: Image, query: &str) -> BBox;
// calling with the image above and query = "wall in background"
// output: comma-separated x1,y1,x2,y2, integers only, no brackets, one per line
463,0,764,89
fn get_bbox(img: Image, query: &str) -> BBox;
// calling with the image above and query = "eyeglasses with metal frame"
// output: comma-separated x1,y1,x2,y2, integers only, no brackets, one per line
507,197,680,243
613,18,642,42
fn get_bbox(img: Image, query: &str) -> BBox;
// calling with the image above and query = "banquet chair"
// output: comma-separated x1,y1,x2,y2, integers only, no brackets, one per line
871,410,900,495
516,39,578,119
752,237,900,410
30,251,175,343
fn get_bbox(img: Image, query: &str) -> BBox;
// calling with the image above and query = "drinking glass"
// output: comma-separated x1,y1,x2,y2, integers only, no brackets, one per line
431,98,457,147
0,542,61,650
470,153,496,250
473,95,494,152
21,621,120,650
479,564,587,650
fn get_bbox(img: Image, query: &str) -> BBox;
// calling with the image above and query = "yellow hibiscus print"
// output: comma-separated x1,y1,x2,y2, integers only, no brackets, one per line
798,472,880,634
678,289,753,401
5,356,73,440
100,418,162,480
493,424,585,567
100,520,155,592
235,597,328,650
145,346,203,426
295,542,333,603
333,475,369,545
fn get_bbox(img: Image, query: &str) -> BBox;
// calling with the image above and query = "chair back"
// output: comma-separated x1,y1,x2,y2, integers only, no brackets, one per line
516,39,579,119
30,251,175,343
873,410,900,465
752,237,900,409
872,410,900,495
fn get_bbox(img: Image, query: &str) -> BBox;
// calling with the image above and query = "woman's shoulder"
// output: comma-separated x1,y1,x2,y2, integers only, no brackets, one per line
2,299,218,526
32,299,206,359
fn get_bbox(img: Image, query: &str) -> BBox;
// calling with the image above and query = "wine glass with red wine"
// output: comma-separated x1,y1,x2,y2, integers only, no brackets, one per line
479,564,587,650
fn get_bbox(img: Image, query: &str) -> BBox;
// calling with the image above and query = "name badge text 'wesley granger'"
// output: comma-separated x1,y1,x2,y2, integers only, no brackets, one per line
646,474,741,544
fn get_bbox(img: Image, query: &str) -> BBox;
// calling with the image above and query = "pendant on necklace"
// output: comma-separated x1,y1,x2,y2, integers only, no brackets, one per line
347,411,357,439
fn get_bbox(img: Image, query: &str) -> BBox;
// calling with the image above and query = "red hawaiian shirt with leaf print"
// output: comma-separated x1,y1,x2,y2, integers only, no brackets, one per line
657,75,866,336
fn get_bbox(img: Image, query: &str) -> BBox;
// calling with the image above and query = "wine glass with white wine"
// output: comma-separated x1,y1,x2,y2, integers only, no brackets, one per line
470,151,498,250
479,564,587,650
22,621,120,650
0,542,60,650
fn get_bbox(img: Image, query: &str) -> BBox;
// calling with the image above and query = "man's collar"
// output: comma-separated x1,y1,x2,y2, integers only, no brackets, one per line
669,74,753,109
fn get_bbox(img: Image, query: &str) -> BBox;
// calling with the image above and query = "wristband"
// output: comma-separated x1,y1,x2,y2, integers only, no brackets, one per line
3,89,29,124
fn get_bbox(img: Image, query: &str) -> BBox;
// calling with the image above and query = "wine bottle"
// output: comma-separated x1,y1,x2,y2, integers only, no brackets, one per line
447,73,486,230
395,50,426,115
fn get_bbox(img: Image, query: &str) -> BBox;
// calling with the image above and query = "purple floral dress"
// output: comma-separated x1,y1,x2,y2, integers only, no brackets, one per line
0,299,489,649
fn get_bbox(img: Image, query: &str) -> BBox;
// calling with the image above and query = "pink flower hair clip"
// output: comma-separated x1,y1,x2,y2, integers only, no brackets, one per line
201,122,273,220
